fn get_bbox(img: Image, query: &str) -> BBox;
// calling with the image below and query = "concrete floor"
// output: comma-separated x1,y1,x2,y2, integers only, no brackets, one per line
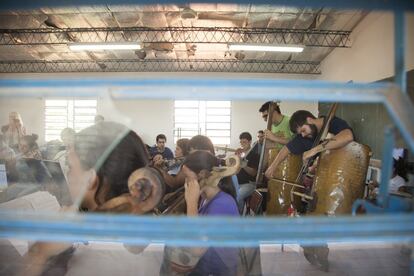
260,243,410,276
0,240,410,275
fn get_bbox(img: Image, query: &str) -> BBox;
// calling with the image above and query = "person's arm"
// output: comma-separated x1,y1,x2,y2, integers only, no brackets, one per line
160,168,186,189
265,146,290,179
302,129,354,161
184,177,199,216
18,242,72,276
242,165,257,178
264,129,289,145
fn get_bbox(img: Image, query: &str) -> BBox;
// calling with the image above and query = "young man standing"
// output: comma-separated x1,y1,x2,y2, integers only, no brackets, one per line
259,101,294,150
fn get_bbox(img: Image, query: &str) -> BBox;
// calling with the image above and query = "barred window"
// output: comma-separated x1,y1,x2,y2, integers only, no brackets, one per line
45,99,97,141
174,101,231,146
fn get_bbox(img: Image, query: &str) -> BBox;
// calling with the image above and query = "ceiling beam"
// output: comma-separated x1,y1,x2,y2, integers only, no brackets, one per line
0,59,321,74
0,27,350,48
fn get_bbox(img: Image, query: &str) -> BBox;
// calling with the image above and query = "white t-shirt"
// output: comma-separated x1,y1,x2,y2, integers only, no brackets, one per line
389,175,406,193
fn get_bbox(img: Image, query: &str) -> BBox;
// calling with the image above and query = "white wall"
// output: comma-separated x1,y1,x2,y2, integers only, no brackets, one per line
0,61,320,150
319,11,414,82
99,99,318,149
98,99,174,148
0,97,317,150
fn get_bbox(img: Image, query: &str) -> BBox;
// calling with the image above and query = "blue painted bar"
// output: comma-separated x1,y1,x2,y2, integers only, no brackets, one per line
0,77,393,90
377,127,396,207
1,77,413,153
394,10,407,94
0,211,413,246
0,78,392,102
0,0,413,12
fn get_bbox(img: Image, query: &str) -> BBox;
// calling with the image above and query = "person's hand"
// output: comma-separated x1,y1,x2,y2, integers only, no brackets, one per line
184,177,200,206
15,120,22,129
28,241,72,261
235,148,244,156
307,157,319,174
265,165,274,179
264,129,276,141
153,154,164,168
302,147,319,162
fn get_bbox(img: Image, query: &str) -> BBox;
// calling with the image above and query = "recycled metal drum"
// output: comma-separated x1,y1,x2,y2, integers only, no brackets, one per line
266,148,302,215
308,142,371,216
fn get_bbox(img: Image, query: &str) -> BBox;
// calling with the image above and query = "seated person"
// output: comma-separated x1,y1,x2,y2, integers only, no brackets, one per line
251,130,264,155
12,121,165,276
167,138,190,175
19,134,42,160
53,128,76,178
161,150,239,275
0,134,17,183
0,134,15,161
149,134,174,160
154,135,215,192
234,132,260,212
369,158,408,199
1,111,26,152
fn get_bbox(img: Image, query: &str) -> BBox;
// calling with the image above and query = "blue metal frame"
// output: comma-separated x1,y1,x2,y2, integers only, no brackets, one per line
1,78,413,152
378,127,396,207
0,1,413,274
0,77,413,245
394,11,407,94
1,211,413,247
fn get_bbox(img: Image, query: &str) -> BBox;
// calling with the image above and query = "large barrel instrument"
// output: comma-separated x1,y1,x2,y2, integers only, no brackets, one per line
266,148,302,215
306,142,371,215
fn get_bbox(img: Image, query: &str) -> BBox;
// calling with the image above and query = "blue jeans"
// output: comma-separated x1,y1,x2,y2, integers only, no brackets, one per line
236,183,256,213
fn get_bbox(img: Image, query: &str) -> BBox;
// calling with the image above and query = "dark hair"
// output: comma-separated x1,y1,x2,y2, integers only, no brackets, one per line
259,101,281,114
393,158,408,182
176,138,190,157
239,132,252,141
184,150,217,175
94,115,104,123
183,151,236,200
75,122,150,203
188,135,215,155
257,130,264,135
156,134,167,142
289,110,316,133
22,134,39,150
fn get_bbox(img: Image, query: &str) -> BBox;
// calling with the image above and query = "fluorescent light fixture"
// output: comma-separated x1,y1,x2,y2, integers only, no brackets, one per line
228,44,304,53
69,43,141,51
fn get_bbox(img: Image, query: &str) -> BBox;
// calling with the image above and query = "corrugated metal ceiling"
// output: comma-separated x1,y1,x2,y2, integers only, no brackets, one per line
0,4,368,74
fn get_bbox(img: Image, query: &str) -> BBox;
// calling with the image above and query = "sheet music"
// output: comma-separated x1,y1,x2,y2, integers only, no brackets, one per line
0,191,61,212
0,191,61,256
